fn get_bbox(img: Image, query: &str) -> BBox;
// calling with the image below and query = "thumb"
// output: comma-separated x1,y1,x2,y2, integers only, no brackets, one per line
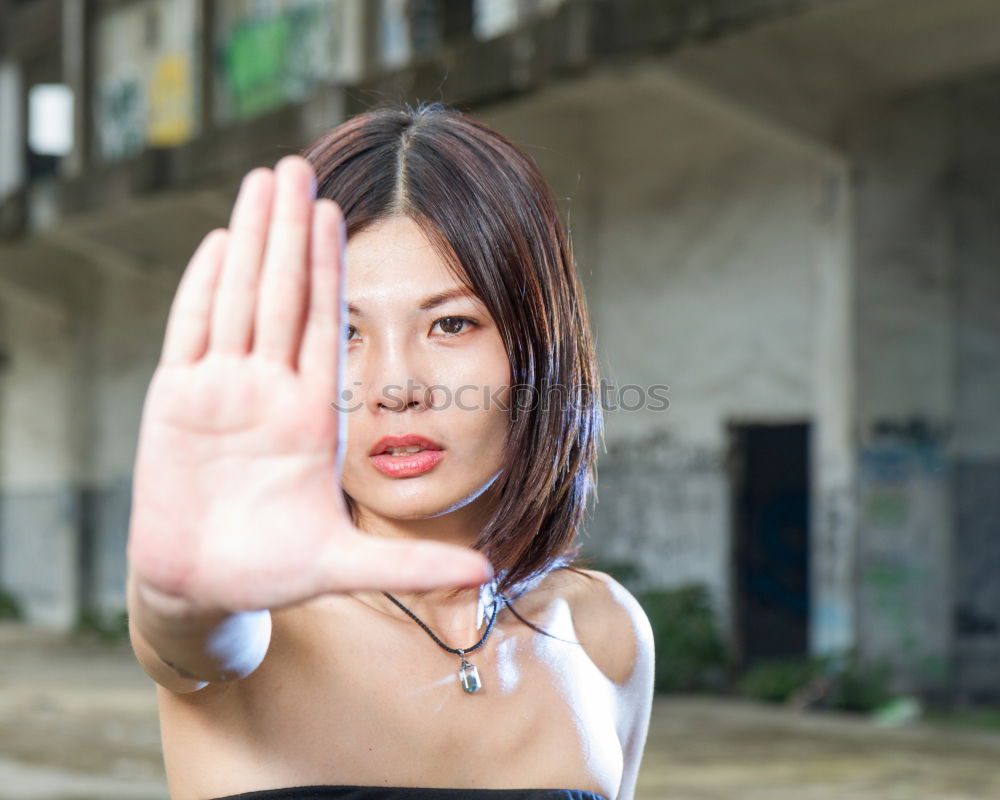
318,530,494,594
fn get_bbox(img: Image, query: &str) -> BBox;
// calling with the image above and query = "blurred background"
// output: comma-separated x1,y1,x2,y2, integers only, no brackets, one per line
1,0,1000,798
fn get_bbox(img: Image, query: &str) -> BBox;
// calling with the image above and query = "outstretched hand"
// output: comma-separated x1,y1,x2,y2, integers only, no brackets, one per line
126,156,493,613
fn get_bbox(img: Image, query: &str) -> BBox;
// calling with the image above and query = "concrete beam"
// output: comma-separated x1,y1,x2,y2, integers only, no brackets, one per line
0,0,850,246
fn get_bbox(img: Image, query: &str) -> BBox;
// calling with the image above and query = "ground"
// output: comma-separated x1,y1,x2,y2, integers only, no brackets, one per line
2,623,999,800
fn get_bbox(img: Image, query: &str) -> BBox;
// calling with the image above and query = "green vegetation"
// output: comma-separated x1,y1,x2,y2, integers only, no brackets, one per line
73,608,130,643
825,661,892,712
0,588,23,620
638,584,728,693
738,655,893,713
925,708,1000,733
583,559,728,694
738,657,822,703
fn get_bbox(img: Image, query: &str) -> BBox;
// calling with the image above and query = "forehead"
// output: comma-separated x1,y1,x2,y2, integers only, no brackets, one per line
345,216,464,299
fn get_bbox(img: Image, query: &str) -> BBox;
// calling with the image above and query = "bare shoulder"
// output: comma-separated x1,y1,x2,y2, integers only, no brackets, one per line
560,568,655,799
554,567,655,687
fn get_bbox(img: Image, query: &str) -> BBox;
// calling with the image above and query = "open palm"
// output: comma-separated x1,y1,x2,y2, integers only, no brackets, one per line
127,157,492,613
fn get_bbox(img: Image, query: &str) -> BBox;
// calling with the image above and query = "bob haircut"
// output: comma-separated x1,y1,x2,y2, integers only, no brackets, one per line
301,102,603,603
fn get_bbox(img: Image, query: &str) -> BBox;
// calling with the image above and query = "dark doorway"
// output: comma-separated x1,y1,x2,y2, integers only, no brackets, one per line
729,422,811,667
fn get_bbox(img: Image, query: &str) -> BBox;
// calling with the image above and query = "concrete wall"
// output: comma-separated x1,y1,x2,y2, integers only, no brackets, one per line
0,280,78,628
0,233,177,627
85,267,172,618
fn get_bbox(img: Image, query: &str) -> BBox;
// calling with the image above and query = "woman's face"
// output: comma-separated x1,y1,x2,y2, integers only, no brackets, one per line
339,215,512,527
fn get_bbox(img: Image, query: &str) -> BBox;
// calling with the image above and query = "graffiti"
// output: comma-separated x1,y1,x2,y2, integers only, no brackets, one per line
94,0,199,163
859,441,945,482
98,79,145,162
587,438,727,595
854,423,951,686
864,486,907,528
221,14,294,119
870,416,948,444
217,1,348,122
92,0,360,158
861,554,948,684
858,434,946,533
862,563,919,656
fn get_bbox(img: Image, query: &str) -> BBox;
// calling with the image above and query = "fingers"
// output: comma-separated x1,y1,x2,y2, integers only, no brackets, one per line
160,228,228,366
168,156,328,372
175,156,326,367
209,167,275,356
299,199,346,396
324,534,495,594
253,156,316,364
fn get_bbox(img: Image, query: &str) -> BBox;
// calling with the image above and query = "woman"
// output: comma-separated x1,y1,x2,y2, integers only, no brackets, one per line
126,103,654,800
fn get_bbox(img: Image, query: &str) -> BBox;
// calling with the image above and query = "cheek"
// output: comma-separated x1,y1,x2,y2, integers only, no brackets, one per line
430,345,510,405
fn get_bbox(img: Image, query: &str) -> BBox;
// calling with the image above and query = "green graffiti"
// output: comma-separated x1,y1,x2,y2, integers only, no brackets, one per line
864,564,913,591
220,5,328,120
865,488,908,528
864,564,912,640
223,16,291,119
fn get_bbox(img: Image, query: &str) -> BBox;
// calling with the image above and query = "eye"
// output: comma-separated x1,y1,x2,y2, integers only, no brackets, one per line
346,318,478,341
431,316,477,336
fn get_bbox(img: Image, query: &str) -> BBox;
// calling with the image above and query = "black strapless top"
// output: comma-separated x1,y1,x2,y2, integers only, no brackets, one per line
211,786,609,800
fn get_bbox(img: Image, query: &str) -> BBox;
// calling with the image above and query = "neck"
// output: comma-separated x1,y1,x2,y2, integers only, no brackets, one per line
385,580,500,636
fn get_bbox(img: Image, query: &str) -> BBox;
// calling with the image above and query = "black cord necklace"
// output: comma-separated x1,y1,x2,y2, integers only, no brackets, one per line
382,589,503,693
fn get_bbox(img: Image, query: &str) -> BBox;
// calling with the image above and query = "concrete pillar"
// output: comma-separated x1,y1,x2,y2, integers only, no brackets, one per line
950,73,1000,701
810,167,857,661
0,61,23,198
0,278,79,628
847,90,956,692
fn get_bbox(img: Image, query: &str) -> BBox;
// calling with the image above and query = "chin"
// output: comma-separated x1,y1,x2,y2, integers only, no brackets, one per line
353,476,499,522
386,488,477,517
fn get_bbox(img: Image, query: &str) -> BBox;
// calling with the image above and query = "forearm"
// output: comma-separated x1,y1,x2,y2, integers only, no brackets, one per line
126,571,272,687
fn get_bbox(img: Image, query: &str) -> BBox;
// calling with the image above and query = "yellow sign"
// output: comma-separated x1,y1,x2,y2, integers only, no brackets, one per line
147,54,193,146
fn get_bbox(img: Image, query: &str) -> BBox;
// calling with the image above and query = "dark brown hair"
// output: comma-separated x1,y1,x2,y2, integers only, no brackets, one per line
301,102,602,605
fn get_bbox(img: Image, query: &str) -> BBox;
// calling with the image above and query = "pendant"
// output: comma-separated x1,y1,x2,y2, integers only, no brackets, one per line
457,651,482,693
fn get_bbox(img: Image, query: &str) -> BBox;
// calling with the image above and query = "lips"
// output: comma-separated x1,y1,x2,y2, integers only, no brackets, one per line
369,434,444,457
369,434,445,478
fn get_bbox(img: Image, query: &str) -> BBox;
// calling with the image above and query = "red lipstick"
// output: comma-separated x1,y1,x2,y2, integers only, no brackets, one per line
369,434,445,478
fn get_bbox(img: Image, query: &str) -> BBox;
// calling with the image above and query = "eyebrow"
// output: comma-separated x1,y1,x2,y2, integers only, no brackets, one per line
348,287,478,317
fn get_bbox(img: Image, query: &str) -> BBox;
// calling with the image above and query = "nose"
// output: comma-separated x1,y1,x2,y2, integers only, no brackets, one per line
360,333,432,414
